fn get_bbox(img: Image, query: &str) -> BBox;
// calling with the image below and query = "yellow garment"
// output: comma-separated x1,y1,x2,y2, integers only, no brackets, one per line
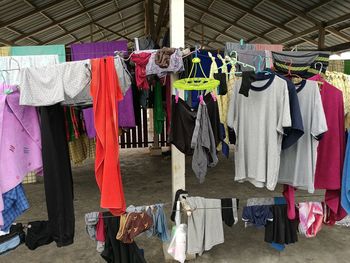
68,135,96,165
0,47,10,56
326,71,350,114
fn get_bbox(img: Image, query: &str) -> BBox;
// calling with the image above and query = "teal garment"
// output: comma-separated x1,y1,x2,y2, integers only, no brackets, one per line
10,45,66,63
153,82,165,135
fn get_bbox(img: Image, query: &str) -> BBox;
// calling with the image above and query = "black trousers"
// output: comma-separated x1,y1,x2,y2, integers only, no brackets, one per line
40,104,75,247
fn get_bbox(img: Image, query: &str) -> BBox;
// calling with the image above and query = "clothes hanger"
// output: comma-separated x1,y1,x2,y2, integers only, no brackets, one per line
254,55,271,75
173,47,219,103
284,59,302,83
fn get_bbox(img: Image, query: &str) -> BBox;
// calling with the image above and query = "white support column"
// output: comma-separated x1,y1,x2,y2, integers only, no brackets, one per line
170,0,185,200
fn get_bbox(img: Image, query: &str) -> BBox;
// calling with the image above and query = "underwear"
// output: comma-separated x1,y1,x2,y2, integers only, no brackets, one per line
168,96,197,155
242,205,273,228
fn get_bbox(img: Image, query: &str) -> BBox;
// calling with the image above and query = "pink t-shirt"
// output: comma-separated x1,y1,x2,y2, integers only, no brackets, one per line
309,74,346,222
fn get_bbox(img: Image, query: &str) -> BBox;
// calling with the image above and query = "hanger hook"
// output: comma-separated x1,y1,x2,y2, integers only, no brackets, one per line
314,61,323,74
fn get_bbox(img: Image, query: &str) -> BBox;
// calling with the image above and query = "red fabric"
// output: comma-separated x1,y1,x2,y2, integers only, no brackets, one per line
96,212,105,242
131,52,151,90
283,185,296,220
91,57,126,215
309,74,346,224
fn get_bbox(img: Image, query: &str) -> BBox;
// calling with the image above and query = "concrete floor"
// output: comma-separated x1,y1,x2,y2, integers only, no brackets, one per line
1,148,349,263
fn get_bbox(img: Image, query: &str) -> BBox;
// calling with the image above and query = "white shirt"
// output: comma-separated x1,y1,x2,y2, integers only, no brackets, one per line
227,74,291,190
278,80,328,193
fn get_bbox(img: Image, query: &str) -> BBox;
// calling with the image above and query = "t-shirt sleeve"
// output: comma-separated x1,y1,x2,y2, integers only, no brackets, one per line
311,87,328,139
277,82,291,134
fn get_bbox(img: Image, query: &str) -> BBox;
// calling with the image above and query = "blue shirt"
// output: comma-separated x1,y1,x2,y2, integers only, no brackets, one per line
1,184,29,232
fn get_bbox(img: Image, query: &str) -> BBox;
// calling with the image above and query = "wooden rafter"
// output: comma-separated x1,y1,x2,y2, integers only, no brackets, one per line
144,0,155,36
94,23,133,42
267,0,321,26
66,20,143,46
280,13,350,46
154,0,168,43
44,10,144,45
247,0,334,43
0,0,63,28
11,0,141,44
101,26,145,43
113,0,126,37
6,26,41,44
187,27,225,47
75,0,107,41
326,27,350,42
215,0,267,43
23,0,79,43
185,1,273,43
185,15,240,42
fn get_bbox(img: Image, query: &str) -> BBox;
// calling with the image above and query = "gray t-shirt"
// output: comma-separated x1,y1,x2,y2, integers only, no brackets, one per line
227,74,291,190
278,80,328,193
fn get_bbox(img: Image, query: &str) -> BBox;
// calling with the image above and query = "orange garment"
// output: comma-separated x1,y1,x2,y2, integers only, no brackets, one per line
90,57,126,215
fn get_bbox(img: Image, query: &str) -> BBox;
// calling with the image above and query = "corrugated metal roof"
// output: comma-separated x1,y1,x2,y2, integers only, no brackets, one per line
0,0,348,51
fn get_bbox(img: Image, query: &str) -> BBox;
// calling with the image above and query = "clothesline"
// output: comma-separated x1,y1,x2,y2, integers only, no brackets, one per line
11,194,326,223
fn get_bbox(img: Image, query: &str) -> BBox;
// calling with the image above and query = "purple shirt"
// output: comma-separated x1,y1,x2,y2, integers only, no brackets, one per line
0,85,42,224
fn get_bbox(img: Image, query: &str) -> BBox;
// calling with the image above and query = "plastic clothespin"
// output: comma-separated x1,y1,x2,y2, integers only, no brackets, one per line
199,94,204,105
175,89,179,103
211,92,217,101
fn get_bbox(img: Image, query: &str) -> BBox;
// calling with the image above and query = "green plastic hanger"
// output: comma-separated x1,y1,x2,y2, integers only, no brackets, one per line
173,50,219,91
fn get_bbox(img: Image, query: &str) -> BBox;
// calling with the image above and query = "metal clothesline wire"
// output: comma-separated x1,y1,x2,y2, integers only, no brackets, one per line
12,194,326,223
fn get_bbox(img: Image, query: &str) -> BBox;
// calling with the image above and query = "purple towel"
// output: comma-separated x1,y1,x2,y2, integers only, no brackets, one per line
71,41,136,128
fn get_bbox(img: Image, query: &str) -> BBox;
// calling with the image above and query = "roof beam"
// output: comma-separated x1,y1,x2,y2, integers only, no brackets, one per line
185,15,240,42
0,0,63,28
75,0,107,41
101,26,144,43
280,13,350,45
185,1,274,43
215,0,267,43
322,41,350,52
44,10,144,45
154,0,169,43
6,26,41,44
11,0,140,44
318,25,326,49
267,0,321,26
22,0,79,43
66,20,143,46
113,0,126,36
326,27,350,42
94,23,133,42
0,38,16,46
305,0,335,12
144,0,155,37
187,27,225,47
247,0,334,43
219,0,297,36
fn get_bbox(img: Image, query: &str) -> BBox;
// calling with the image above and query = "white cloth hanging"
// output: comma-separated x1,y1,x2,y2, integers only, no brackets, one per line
19,59,91,106
0,55,59,85
167,201,187,263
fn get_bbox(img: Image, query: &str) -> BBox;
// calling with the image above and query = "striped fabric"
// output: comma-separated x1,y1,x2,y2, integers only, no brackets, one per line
272,51,330,78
